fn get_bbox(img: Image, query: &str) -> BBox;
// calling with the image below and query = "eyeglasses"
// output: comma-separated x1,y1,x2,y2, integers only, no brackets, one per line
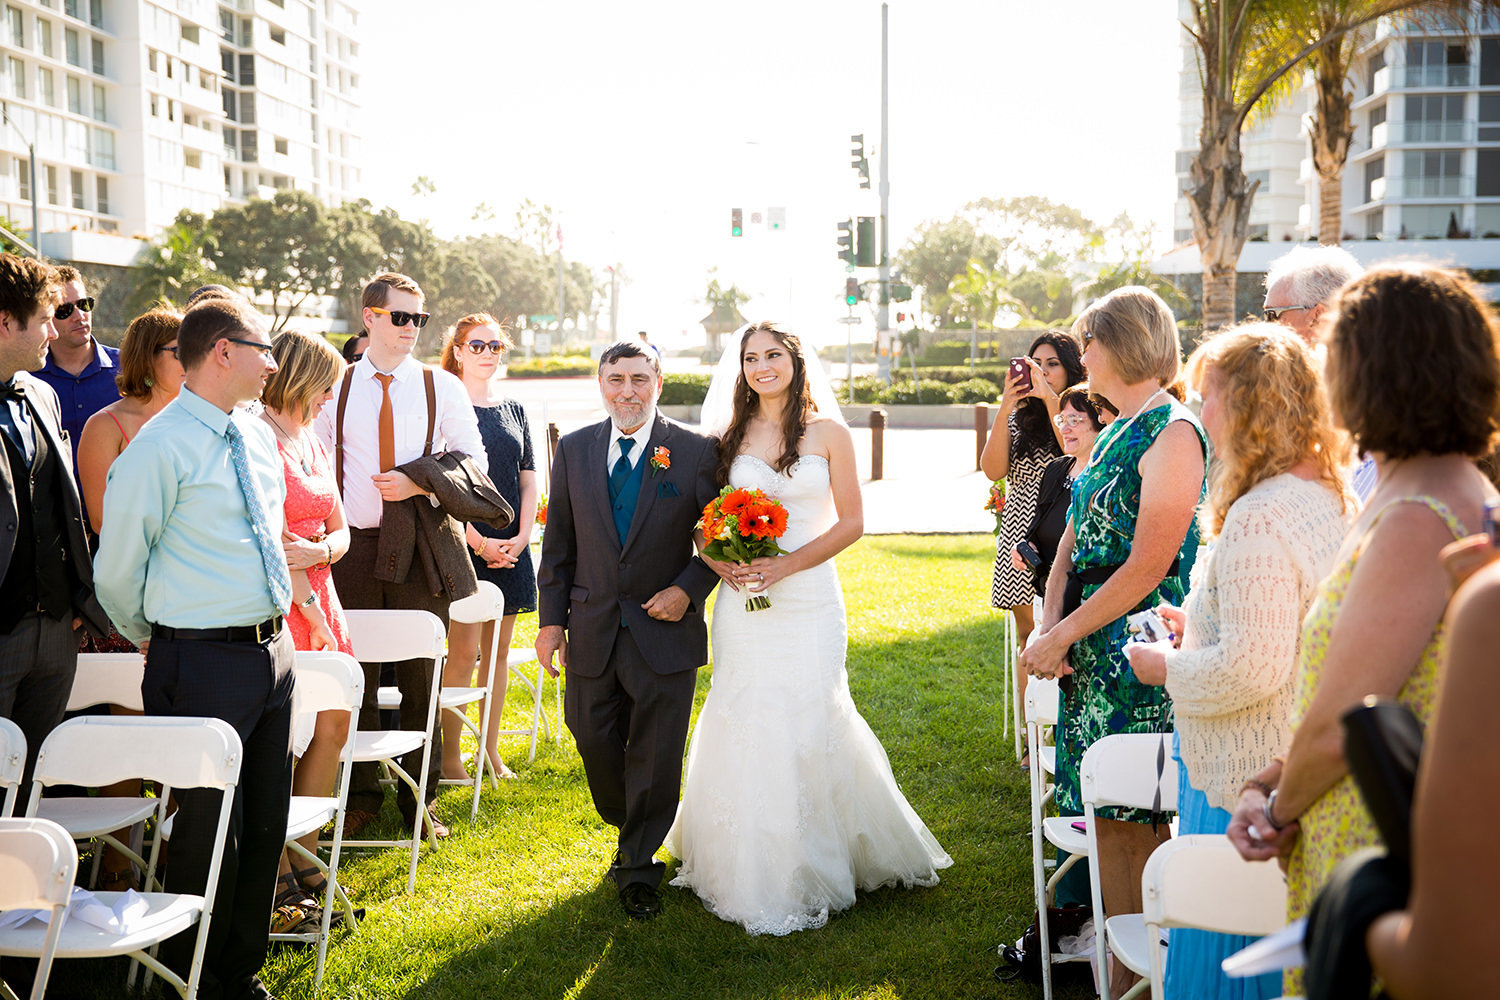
465,340,505,355
350,352,364,362
54,297,95,320
369,306,430,329
1053,413,1091,430
1264,304,1316,322
155,345,178,359
225,337,275,359
1079,328,1094,346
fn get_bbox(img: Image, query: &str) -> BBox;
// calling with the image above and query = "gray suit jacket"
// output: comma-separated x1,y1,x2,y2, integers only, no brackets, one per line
537,414,719,678
0,373,106,635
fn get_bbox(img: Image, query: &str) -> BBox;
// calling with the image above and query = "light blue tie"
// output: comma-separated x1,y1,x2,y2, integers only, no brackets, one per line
225,419,293,614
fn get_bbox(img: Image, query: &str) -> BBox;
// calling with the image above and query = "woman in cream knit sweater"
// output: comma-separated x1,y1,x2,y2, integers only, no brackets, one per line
1126,324,1350,1000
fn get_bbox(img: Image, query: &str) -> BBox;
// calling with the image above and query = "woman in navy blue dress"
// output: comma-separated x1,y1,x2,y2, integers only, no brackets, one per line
439,313,538,780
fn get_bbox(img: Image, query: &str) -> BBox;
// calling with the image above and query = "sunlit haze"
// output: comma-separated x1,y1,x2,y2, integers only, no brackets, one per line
359,0,1180,346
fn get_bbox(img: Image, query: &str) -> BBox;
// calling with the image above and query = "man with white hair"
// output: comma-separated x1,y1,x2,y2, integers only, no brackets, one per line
1262,244,1364,345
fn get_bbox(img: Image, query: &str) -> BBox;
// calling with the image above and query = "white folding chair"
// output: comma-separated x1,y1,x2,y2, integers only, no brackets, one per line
1081,732,1179,1000
274,651,364,993
0,717,24,817
35,654,155,890
441,582,505,824
337,609,446,894
7,716,243,1000
1142,834,1288,999
0,817,76,1000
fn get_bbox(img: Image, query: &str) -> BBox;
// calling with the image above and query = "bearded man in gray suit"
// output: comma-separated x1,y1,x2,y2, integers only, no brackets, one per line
536,340,720,921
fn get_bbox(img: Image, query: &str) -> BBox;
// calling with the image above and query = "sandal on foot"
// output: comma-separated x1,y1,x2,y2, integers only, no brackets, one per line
98,867,140,892
270,873,320,934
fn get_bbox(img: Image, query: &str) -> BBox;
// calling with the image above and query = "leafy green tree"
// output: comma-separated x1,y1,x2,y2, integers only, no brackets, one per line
893,217,1002,326
208,190,340,331
126,210,220,314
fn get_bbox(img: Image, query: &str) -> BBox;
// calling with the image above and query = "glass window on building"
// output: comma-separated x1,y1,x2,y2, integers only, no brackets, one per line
69,168,82,209
1399,204,1464,237
239,53,254,85
1247,169,1271,193
63,0,77,18
8,56,26,99
88,0,99,29
1405,94,1466,142
90,82,103,120
1367,47,1387,93
1478,149,1500,197
1481,94,1500,141
1482,38,1500,86
1476,205,1500,238
91,127,112,169
181,23,198,44
36,18,51,56
184,149,200,169
1406,38,1470,86
1365,157,1386,202
90,37,102,75
66,75,79,113
38,68,53,106
64,27,78,66
1403,149,1463,197
44,164,57,205
95,175,107,214
7,6,23,47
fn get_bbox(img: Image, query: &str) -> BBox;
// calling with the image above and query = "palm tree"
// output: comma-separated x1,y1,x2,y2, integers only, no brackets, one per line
1182,0,1455,328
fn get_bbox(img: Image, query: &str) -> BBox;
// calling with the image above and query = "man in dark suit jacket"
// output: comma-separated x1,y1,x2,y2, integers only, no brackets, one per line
0,254,105,784
536,340,719,920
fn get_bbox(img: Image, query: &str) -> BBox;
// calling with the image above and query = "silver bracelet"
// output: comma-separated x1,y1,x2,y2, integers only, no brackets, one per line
1262,789,1288,832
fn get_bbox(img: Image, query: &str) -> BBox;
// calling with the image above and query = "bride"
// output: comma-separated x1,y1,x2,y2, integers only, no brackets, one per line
666,321,952,935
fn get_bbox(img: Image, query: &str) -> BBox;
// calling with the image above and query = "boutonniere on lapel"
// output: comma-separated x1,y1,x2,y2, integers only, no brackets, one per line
649,446,671,477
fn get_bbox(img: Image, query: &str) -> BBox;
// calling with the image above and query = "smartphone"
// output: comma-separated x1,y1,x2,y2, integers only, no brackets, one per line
1015,540,1042,568
1009,357,1033,391
1071,820,1087,833
1486,500,1500,545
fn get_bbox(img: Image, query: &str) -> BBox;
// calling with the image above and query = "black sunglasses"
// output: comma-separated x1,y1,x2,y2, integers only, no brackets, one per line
54,297,95,320
155,344,178,358
1263,305,1316,322
225,337,275,359
465,340,505,355
370,306,430,329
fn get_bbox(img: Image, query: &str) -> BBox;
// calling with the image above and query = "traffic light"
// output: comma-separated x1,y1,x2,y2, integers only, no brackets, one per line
731,208,743,237
855,216,876,267
844,277,860,306
850,134,870,190
836,219,854,263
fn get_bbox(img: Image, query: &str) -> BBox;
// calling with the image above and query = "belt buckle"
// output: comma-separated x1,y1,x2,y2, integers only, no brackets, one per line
255,618,276,644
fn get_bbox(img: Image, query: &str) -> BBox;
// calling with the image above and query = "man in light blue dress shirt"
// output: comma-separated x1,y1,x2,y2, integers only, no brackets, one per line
95,297,293,1000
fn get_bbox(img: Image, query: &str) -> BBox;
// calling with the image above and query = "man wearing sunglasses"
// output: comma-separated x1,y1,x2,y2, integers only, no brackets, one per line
34,266,117,478
1261,244,1363,346
313,271,490,841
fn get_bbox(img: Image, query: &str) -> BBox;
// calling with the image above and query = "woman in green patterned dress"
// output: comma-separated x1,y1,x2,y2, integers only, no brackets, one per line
1020,286,1207,999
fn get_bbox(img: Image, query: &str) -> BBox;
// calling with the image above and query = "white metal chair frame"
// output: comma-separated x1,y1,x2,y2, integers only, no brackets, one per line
1080,732,1180,1000
0,817,75,1000
7,716,244,1000
1142,834,1289,999
35,654,156,891
0,717,24,818
272,651,364,993
334,609,446,895
439,582,505,825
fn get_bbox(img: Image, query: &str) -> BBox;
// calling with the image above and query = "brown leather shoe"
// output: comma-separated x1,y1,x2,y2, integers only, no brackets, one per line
341,808,378,839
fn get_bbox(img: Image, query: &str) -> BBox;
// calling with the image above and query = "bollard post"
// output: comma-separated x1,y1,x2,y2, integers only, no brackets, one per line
974,403,989,473
870,408,886,481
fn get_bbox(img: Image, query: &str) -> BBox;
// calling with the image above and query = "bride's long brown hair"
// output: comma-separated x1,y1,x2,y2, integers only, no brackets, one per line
715,322,817,486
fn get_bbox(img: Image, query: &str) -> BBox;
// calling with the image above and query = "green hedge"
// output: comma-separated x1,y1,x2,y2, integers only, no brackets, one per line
895,364,1011,385
504,355,595,377
659,373,713,405
833,375,1000,405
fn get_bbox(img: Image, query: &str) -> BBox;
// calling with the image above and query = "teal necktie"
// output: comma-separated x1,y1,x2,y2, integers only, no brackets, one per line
609,438,634,499
225,419,294,614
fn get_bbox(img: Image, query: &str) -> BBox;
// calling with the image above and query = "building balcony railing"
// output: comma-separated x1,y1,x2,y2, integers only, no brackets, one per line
1397,65,1474,88
1397,175,1470,198
1398,120,1477,143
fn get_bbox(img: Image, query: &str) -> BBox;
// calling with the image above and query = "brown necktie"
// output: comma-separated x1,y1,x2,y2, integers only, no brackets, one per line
375,372,395,472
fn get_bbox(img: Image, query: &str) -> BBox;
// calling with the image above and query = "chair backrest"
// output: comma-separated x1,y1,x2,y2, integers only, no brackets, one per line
0,717,23,817
1080,732,1179,813
292,651,365,720
448,579,504,625
1024,676,1060,727
1143,834,1288,936
28,716,243,796
0,817,77,910
66,653,145,712
341,609,446,663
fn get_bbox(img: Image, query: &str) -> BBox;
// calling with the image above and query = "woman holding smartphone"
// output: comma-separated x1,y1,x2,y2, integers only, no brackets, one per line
981,331,1083,765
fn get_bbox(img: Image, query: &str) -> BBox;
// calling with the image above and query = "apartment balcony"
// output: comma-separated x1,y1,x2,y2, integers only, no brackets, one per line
1397,65,1474,88
1398,121,1476,143
1396,175,1470,198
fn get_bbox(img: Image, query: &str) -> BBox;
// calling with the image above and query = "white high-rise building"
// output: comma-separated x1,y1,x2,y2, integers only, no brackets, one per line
0,0,360,262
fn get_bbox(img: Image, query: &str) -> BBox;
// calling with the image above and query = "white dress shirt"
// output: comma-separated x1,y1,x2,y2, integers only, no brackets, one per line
608,408,657,472
313,353,486,529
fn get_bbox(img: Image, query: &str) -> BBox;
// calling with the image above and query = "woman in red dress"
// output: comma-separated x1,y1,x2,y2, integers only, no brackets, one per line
260,329,351,931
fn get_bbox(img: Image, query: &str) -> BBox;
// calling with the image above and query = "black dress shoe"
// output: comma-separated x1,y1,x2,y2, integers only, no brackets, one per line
605,850,622,883
619,882,662,920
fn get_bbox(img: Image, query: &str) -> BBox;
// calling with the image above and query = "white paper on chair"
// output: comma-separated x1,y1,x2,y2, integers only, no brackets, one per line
0,887,149,934
1221,918,1306,977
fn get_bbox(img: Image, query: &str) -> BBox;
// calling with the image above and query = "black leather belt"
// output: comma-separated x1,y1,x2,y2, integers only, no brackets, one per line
151,616,283,644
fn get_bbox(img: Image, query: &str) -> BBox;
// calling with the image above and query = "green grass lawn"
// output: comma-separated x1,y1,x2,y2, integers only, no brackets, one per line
43,536,1084,1000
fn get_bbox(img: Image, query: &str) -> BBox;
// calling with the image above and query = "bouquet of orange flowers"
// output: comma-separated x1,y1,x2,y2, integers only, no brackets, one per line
698,485,790,611
985,480,1006,535
535,493,548,528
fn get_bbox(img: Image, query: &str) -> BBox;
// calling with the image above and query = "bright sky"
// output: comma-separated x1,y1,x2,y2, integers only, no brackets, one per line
359,0,1181,347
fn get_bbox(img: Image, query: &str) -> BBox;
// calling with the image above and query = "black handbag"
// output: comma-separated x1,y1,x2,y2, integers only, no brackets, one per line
1340,696,1424,867
993,903,1092,983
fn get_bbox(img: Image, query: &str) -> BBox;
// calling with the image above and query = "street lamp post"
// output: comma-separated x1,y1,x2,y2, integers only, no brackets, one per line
0,103,40,256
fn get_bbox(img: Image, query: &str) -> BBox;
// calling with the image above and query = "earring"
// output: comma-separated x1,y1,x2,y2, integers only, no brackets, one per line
145,376,155,388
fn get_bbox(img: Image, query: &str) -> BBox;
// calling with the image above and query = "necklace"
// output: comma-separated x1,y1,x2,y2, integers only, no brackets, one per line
265,411,315,476
1085,387,1170,472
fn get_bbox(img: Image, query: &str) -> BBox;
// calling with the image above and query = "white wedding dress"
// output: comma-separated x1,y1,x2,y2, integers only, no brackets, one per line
665,453,952,935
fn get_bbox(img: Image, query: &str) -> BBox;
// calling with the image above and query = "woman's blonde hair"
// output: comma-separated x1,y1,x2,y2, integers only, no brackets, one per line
1073,286,1181,388
263,329,345,424
1188,322,1350,537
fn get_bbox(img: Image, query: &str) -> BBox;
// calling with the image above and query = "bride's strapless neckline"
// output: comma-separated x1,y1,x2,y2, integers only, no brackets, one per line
731,453,830,475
